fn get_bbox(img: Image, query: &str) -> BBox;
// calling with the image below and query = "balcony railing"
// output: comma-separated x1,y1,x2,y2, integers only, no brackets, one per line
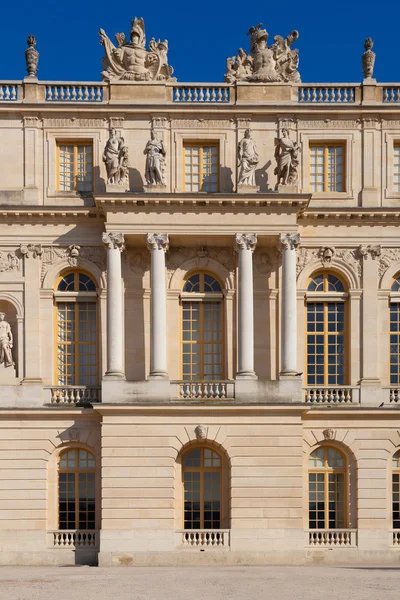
0,82,20,101
45,83,104,101
47,386,101,404
178,381,234,400
178,529,230,548
49,529,99,549
298,85,356,103
383,87,400,102
307,529,357,547
388,388,400,403
172,84,231,103
304,386,359,404
391,530,400,546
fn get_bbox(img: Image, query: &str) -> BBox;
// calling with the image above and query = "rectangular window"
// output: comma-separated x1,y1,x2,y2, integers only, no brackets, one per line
57,142,93,192
390,304,400,385
308,471,345,529
57,302,97,385
184,144,219,192
394,144,400,192
182,301,223,380
310,143,345,192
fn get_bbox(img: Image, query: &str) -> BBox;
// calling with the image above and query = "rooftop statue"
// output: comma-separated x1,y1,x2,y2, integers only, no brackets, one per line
99,17,176,82
225,24,300,84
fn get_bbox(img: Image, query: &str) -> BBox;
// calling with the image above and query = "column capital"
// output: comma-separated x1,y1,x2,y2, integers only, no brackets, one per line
235,233,257,252
146,233,169,252
359,244,381,260
279,233,300,251
102,232,125,252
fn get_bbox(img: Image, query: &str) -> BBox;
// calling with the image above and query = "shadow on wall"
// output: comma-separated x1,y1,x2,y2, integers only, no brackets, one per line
256,160,272,192
129,167,144,192
220,167,234,193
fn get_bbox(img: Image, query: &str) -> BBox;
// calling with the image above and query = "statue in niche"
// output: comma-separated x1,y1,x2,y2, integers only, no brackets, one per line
0,313,14,368
225,24,300,84
237,129,259,186
99,17,175,82
144,130,166,185
103,129,129,185
274,128,300,188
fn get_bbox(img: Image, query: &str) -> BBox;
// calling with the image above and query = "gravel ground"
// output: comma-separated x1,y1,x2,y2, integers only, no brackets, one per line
0,566,400,600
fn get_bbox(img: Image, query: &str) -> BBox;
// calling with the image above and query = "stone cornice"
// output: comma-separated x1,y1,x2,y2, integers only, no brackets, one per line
0,207,103,222
299,207,400,223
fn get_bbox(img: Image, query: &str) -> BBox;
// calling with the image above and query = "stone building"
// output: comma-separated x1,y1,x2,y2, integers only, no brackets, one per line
0,22,400,565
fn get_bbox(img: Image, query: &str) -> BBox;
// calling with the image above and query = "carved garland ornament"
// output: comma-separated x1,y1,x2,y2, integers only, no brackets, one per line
296,246,361,279
40,246,107,283
379,248,400,279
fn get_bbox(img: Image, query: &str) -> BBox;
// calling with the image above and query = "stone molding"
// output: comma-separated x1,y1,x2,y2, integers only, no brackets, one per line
235,233,257,252
102,232,125,252
146,233,169,252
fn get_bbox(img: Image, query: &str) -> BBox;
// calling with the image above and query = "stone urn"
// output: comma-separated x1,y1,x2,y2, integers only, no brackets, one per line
25,35,39,77
362,37,375,79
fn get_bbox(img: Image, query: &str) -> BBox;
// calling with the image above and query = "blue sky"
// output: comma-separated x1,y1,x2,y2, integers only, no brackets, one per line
1,0,399,83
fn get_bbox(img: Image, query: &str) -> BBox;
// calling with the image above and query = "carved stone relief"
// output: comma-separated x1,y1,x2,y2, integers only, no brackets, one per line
322,428,336,441
255,250,275,275
172,119,234,129
128,250,149,275
379,248,400,279
297,119,361,129
20,244,42,258
166,246,236,284
40,246,107,283
359,244,381,260
0,251,20,273
296,246,361,279
195,424,207,441
43,118,106,128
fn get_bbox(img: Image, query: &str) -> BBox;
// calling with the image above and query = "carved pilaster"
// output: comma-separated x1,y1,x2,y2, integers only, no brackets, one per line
235,233,257,252
146,233,169,252
102,232,125,252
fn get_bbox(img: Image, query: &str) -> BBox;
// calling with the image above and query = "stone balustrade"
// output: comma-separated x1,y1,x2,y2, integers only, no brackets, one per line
178,381,234,400
45,83,104,101
299,85,356,103
391,530,400,546
50,530,99,548
307,529,357,547
172,84,231,103
304,386,359,404
48,386,101,404
179,529,230,548
383,87,400,102
388,388,400,403
0,82,19,101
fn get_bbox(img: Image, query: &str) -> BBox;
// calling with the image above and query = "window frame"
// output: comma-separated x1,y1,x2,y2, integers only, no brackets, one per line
53,271,99,386
56,139,94,193
182,141,220,193
308,446,348,530
309,141,346,193
180,272,225,381
305,272,349,386
58,448,96,531
182,446,222,530
394,143,400,194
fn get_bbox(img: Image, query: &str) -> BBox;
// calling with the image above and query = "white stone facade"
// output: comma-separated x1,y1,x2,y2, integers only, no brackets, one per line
1,60,400,566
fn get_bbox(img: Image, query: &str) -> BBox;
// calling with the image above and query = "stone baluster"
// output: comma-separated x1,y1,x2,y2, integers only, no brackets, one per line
235,233,257,379
147,233,169,379
279,233,300,376
102,232,125,379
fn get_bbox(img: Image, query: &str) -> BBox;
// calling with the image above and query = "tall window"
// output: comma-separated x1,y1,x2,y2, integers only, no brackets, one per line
308,447,346,529
394,144,400,193
389,275,400,385
183,447,221,529
55,272,98,386
57,142,93,192
58,448,96,530
393,450,400,529
310,143,345,192
181,273,224,380
306,272,347,386
184,143,218,192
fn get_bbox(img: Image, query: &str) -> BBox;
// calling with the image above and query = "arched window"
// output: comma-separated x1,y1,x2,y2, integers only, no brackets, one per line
306,272,347,386
54,271,98,386
58,448,96,530
392,450,400,530
308,447,347,529
181,272,224,380
389,276,400,386
183,447,222,529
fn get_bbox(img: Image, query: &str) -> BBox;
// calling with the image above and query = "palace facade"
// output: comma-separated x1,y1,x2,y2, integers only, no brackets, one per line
1,22,400,566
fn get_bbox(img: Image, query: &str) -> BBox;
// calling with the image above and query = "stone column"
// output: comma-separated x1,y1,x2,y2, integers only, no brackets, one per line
147,233,169,379
235,233,257,379
102,232,125,379
279,233,300,376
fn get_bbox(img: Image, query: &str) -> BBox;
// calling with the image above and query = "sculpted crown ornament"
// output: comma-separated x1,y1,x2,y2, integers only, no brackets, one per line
279,233,300,251
102,232,125,251
99,17,176,82
146,233,169,252
225,23,300,84
235,233,257,252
